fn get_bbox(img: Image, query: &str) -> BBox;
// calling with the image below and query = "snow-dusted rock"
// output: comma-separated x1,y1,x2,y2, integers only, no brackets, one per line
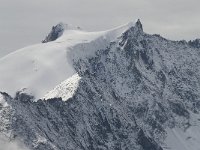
42,22,81,43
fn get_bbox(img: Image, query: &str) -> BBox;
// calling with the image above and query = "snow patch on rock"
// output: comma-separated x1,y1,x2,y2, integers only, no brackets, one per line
0,94,8,107
43,74,81,101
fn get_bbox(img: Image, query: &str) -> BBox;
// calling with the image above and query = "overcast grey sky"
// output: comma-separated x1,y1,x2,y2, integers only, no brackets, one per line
0,0,200,57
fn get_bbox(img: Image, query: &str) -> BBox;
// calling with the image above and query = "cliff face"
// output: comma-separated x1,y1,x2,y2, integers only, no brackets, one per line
0,21,200,150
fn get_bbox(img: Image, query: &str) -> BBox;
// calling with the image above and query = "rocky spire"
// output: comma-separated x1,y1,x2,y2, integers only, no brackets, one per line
135,19,143,32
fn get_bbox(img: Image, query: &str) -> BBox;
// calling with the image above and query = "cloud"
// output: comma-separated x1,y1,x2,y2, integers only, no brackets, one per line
0,135,28,150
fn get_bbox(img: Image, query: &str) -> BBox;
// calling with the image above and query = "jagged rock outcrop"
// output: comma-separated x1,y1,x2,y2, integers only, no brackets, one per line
42,23,81,43
188,39,200,48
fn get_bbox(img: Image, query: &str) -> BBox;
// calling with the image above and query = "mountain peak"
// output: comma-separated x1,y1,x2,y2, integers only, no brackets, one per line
42,22,81,43
135,19,143,32
55,22,81,31
125,19,143,31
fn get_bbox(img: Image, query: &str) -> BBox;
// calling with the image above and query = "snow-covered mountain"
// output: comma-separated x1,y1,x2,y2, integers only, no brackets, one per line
0,21,134,99
0,19,200,150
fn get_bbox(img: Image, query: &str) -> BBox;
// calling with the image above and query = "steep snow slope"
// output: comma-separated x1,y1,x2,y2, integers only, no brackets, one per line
0,21,134,99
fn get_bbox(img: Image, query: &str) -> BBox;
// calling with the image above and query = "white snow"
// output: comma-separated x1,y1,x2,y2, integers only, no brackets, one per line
0,94,8,107
163,113,200,150
0,21,134,99
43,74,81,101
0,134,28,150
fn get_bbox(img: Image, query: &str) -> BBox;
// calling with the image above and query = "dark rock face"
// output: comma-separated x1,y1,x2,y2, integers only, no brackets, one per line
135,19,143,33
137,130,163,150
42,23,66,43
1,22,200,150
188,39,200,48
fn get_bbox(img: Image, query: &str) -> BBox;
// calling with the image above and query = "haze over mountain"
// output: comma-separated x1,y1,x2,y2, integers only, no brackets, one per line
0,20,200,150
